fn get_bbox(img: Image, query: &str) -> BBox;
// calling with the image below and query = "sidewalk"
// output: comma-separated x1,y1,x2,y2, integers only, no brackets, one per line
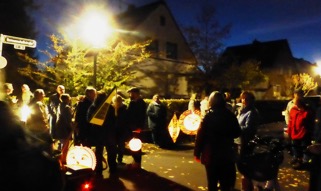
93,140,310,191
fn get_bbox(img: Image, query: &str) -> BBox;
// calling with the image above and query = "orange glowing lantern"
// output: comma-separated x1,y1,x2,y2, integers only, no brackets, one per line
168,113,180,143
129,138,142,151
178,110,202,135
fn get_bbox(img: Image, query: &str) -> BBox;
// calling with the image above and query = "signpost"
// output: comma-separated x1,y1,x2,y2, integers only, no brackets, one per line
0,34,36,68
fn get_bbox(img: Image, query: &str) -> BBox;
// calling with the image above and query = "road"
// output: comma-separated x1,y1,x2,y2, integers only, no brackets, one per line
91,122,310,191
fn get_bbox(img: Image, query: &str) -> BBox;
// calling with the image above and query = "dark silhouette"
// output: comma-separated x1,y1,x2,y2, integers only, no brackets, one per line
74,87,97,146
87,91,118,176
194,91,241,191
126,87,147,169
0,101,63,191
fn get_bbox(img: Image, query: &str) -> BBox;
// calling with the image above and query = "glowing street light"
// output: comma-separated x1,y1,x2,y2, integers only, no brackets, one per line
76,5,115,88
315,60,321,77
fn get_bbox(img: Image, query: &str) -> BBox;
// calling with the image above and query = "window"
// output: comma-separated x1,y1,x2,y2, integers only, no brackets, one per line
160,16,166,26
146,40,159,56
166,42,178,59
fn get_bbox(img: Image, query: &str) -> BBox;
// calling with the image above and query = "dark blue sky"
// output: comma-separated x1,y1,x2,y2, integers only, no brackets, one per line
33,0,321,63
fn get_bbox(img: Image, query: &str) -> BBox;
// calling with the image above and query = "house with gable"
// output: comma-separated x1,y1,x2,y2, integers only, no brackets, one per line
115,0,198,98
217,39,316,100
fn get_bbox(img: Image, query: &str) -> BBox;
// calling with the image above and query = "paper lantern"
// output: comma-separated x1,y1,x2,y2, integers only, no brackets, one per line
66,146,96,170
178,110,202,135
168,113,180,143
129,138,142,151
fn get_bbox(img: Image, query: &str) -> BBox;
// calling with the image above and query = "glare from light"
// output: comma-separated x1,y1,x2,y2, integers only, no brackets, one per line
77,6,114,48
20,105,31,122
315,60,321,76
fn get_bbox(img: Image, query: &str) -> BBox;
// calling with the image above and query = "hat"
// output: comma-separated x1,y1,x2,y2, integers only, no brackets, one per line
127,87,140,93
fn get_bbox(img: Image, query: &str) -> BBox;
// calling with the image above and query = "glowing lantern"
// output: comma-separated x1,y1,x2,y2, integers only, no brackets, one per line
129,138,142,151
66,146,96,170
178,110,202,135
20,105,31,122
168,113,180,143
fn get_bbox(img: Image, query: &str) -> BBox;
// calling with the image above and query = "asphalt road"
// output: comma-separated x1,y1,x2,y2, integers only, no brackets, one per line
93,122,310,191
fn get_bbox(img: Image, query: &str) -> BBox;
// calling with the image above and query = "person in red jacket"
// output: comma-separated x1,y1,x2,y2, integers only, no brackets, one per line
287,91,313,169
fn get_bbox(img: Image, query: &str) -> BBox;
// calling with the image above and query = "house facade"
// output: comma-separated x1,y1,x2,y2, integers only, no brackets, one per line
218,39,316,100
115,1,198,98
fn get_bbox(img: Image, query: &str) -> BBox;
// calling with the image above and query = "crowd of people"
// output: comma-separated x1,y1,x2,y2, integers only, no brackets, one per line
2,82,321,191
2,83,171,179
194,90,321,191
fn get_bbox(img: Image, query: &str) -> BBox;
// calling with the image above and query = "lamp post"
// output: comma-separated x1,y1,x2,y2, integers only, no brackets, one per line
77,6,114,88
93,52,98,88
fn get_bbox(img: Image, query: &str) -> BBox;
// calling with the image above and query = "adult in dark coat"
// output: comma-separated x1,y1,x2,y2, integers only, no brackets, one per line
87,91,117,176
126,87,147,169
55,93,73,151
194,91,241,191
146,94,168,147
48,85,65,139
112,95,129,164
74,87,96,146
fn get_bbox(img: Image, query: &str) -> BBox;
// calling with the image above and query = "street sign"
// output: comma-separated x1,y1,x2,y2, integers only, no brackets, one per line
14,44,26,50
1,34,36,48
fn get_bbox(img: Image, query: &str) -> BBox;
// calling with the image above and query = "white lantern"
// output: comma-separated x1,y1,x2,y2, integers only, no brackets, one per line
129,138,142,151
66,146,96,170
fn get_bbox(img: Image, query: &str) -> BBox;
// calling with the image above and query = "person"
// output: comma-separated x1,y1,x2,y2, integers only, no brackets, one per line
48,85,65,140
146,94,168,147
112,94,129,164
237,91,260,191
3,82,18,111
287,90,314,169
0,100,64,191
200,95,209,118
309,100,321,191
126,87,147,169
188,93,197,111
87,91,117,177
20,84,33,106
74,87,96,146
194,91,241,191
284,89,304,131
26,89,53,154
55,93,73,151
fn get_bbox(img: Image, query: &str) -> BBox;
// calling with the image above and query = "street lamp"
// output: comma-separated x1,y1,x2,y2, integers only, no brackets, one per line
77,6,114,88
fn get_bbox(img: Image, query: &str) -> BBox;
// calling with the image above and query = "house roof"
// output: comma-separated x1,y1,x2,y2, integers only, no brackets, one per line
116,0,166,30
221,39,294,68
115,0,198,66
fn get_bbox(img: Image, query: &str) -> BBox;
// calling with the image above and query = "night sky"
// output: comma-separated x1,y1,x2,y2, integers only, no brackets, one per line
33,0,321,63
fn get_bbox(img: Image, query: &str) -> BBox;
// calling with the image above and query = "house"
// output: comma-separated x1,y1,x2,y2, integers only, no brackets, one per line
217,39,316,99
115,0,198,98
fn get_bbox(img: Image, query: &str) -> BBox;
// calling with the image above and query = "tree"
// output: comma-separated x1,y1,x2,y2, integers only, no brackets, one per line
215,59,268,90
183,2,231,75
18,34,150,96
291,73,317,96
